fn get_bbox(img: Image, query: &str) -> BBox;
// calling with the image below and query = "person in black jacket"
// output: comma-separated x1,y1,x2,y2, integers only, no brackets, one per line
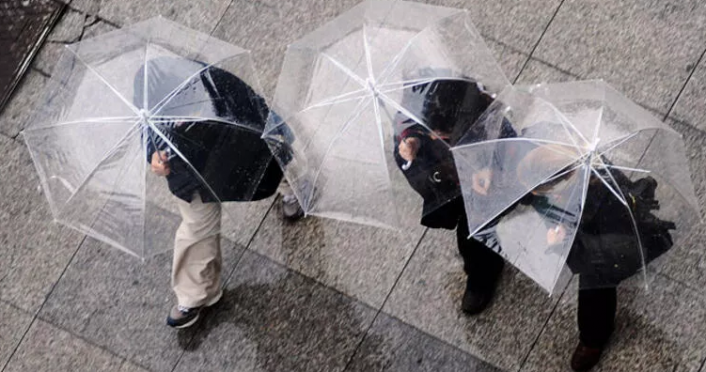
393,75,514,315
136,57,282,328
513,145,675,371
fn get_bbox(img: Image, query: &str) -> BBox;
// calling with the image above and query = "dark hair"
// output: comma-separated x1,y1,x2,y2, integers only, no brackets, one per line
419,79,490,135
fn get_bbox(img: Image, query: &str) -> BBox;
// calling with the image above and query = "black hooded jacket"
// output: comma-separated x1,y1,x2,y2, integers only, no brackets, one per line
135,57,282,203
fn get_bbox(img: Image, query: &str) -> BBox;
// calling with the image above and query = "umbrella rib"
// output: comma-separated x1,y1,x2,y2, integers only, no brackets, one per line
546,163,592,291
59,121,142,213
376,11,469,85
362,24,375,82
145,120,226,206
306,97,373,209
595,127,670,158
149,53,248,116
299,89,370,113
376,90,447,145
149,116,263,134
377,76,475,94
591,91,605,146
452,137,581,153
596,132,640,157
23,117,139,131
143,41,149,112
321,52,367,87
596,127,700,210
371,96,398,220
591,161,629,206
375,25,426,84
465,155,584,237
603,164,651,173
593,157,650,289
545,102,590,151
65,47,140,116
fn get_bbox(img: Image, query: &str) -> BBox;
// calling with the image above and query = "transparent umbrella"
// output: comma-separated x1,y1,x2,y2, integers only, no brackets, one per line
22,17,278,259
452,80,702,295
263,0,509,229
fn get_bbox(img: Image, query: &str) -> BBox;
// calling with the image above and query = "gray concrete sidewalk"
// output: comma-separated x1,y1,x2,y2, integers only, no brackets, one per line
2,0,706,371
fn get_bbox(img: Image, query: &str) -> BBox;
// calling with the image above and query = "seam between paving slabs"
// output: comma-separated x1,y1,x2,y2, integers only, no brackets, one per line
514,0,566,85
515,280,572,372
341,228,430,372
698,355,706,372
168,195,276,372
663,46,706,122
0,236,86,372
338,3,571,369
209,0,235,36
33,312,155,372
510,0,570,370
169,231,393,372
5,237,155,372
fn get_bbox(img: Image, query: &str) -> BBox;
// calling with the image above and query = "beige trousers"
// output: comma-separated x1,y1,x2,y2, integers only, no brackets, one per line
173,192,222,308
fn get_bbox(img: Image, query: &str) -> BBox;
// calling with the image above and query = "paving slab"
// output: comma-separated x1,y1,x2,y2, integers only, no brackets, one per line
31,9,89,74
0,0,63,112
0,70,50,138
383,227,561,371
37,230,246,372
248,199,423,309
670,59,706,131
424,0,562,54
346,312,503,372
520,275,706,372
486,40,528,82
533,0,706,115
0,301,33,369
95,0,232,34
0,136,83,313
256,0,561,54
515,57,578,85
173,250,377,372
212,0,361,100
647,119,706,295
4,319,149,372
81,18,119,40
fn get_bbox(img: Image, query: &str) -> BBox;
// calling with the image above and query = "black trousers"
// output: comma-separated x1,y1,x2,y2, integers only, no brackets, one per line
456,212,504,290
577,279,617,348
456,212,616,348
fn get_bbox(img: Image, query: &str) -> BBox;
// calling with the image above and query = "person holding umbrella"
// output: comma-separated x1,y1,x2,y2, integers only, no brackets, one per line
514,146,675,371
394,75,515,315
451,81,695,371
138,57,283,329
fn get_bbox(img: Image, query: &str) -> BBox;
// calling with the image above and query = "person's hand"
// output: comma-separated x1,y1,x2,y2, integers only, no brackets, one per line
151,151,170,177
471,168,492,195
398,137,420,162
546,225,567,245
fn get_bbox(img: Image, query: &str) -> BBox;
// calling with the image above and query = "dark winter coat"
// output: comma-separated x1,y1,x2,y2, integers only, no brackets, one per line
135,57,282,203
392,78,513,229
526,169,676,287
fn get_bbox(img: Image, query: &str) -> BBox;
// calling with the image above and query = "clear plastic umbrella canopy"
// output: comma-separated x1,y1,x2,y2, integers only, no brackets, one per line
263,0,509,229
22,17,274,259
452,80,702,295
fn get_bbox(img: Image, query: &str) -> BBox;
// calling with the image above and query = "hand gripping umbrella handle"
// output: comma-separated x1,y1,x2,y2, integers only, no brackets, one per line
402,160,412,170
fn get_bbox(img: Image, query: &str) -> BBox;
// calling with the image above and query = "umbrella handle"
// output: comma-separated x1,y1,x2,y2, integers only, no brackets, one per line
402,160,412,170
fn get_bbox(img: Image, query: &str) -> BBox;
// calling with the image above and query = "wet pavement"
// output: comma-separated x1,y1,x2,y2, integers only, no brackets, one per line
0,0,64,112
2,0,706,371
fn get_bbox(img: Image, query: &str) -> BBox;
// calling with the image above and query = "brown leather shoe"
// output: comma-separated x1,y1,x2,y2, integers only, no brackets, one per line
570,342,603,372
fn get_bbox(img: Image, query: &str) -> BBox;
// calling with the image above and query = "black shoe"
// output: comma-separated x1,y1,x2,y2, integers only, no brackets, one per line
570,342,603,372
167,291,222,329
167,305,202,329
282,194,304,221
461,280,495,315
